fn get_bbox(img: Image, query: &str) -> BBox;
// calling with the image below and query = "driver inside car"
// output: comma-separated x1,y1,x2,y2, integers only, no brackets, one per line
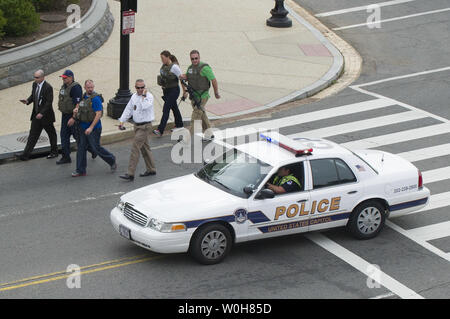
266,166,302,194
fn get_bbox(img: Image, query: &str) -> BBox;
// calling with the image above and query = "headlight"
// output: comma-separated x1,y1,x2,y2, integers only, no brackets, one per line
117,200,125,212
148,218,186,233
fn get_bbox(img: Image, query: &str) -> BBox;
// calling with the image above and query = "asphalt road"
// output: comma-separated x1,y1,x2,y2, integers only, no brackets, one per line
1,0,450,300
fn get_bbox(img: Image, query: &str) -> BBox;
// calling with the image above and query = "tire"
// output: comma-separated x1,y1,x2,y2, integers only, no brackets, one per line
347,200,386,240
189,223,232,265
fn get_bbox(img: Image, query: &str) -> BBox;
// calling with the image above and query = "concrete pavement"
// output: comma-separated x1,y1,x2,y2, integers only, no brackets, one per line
0,0,343,160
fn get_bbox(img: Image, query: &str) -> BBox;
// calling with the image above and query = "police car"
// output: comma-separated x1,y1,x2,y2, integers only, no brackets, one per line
110,133,430,264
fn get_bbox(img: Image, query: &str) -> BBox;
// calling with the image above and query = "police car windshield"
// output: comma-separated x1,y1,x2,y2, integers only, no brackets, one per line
196,149,272,198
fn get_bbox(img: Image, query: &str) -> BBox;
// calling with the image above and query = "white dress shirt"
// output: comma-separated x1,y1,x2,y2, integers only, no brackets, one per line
119,92,155,124
35,80,45,98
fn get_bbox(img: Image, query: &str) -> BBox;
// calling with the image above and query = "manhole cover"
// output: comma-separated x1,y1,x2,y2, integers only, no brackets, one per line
17,135,48,144
40,14,66,23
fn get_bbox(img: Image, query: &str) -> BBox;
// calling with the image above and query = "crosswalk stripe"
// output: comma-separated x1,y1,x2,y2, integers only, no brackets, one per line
423,167,450,184
306,233,424,299
406,221,450,242
396,144,450,162
287,111,425,139
214,99,396,139
315,0,416,17
341,123,450,150
333,7,450,31
386,221,450,262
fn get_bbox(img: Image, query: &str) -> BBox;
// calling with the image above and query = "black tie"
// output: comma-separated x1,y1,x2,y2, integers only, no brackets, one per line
34,84,40,114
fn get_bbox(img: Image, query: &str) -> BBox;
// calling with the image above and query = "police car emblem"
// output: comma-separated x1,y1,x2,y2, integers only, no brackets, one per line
234,208,248,224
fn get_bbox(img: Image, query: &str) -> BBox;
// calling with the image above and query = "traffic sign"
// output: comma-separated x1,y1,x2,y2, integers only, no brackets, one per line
122,10,135,35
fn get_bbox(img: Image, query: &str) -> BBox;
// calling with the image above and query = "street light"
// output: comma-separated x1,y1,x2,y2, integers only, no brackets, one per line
107,0,137,119
266,0,292,28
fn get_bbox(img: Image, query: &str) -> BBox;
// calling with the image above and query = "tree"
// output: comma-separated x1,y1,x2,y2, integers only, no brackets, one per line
0,0,40,37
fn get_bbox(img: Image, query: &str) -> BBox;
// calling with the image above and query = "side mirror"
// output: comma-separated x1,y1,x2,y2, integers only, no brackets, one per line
256,188,275,199
243,185,255,195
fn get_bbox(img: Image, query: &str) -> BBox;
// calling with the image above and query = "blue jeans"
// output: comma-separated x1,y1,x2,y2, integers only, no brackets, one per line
76,125,115,174
60,113,76,159
61,113,95,160
157,86,183,134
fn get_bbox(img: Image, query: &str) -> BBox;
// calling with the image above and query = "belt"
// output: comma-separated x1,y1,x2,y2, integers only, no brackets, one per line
134,121,151,126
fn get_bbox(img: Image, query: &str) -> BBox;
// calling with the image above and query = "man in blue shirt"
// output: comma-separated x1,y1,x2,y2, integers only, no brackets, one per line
70,80,116,177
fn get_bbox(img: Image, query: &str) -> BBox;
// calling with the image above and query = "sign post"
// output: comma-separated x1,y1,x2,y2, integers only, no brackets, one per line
107,0,136,119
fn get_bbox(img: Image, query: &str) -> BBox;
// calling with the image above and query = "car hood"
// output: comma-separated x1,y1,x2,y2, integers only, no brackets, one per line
120,174,245,222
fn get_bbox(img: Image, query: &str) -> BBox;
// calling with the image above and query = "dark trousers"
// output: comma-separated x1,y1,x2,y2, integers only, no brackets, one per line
76,126,115,174
60,113,94,159
23,119,58,157
157,86,183,134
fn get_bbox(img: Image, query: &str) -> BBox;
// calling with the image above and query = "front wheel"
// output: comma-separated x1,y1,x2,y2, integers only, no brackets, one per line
347,201,386,240
189,223,232,265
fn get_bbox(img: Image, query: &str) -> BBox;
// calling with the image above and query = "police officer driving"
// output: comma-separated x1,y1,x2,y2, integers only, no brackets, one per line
266,166,302,194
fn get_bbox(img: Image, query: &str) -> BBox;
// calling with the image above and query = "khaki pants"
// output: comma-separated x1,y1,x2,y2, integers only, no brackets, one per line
190,98,212,138
128,123,156,176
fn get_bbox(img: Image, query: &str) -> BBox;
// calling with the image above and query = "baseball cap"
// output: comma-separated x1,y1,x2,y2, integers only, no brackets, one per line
60,70,74,78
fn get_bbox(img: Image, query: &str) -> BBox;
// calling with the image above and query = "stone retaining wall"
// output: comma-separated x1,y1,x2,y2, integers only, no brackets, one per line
0,0,114,90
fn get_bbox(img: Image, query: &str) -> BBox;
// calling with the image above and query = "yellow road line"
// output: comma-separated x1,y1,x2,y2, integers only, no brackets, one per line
0,254,148,288
0,255,162,292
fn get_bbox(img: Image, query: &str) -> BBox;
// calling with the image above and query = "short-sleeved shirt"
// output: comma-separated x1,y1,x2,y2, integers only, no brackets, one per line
70,84,83,106
80,94,102,130
281,179,301,193
170,64,182,78
188,63,216,99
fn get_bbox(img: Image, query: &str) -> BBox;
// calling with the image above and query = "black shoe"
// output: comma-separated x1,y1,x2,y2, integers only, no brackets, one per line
47,153,58,159
91,152,97,159
56,157,71,165
17,154,29,161
119,174,134,181
139,170,156,177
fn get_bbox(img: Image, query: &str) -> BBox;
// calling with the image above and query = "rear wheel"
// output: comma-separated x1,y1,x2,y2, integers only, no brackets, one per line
189,223,232,265
347,201,386,239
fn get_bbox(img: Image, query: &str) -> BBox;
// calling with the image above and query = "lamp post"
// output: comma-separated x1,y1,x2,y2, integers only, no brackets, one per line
266,0,292,28
107,0,136,119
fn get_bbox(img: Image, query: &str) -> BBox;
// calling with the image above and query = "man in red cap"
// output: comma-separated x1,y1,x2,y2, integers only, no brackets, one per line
56,69,94,164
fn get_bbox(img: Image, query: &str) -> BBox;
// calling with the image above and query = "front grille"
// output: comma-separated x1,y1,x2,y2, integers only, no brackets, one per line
123,203,148,226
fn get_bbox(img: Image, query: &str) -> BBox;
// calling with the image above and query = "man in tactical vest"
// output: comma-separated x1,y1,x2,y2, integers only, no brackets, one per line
57,70,94,164
266,166,302,194
70,80,116,177
180,50,220,142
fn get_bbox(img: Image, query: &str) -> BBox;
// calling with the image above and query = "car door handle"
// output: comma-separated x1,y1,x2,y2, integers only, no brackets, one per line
347,191,358,194
297,199,308,203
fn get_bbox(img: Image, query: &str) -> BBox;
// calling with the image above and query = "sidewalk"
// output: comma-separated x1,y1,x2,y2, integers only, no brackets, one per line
0,0,342,160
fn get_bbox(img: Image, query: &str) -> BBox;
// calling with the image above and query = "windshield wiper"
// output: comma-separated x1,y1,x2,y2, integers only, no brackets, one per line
211,178,231,190
199,167,211,182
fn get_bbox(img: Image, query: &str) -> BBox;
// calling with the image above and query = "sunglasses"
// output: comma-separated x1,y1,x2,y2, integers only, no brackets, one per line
135,86,145,89
190,57,199,61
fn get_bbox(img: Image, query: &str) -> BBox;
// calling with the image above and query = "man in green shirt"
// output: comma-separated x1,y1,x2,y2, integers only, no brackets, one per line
181,50,220,141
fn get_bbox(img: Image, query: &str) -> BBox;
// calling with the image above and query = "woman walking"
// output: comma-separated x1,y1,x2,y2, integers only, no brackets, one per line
153,50,184,136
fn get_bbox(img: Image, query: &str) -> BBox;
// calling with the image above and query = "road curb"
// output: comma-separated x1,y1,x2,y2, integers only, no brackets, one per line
204,0,362,128
0,0,114,89
285,0,363,100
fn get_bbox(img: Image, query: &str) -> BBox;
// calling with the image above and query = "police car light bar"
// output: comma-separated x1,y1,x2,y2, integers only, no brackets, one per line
260,133,313,157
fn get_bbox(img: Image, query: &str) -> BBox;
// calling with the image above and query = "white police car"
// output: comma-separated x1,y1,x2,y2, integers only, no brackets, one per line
110,133,430,264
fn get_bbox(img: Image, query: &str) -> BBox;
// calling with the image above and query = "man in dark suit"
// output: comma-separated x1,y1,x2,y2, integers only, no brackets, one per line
18,69,58,161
